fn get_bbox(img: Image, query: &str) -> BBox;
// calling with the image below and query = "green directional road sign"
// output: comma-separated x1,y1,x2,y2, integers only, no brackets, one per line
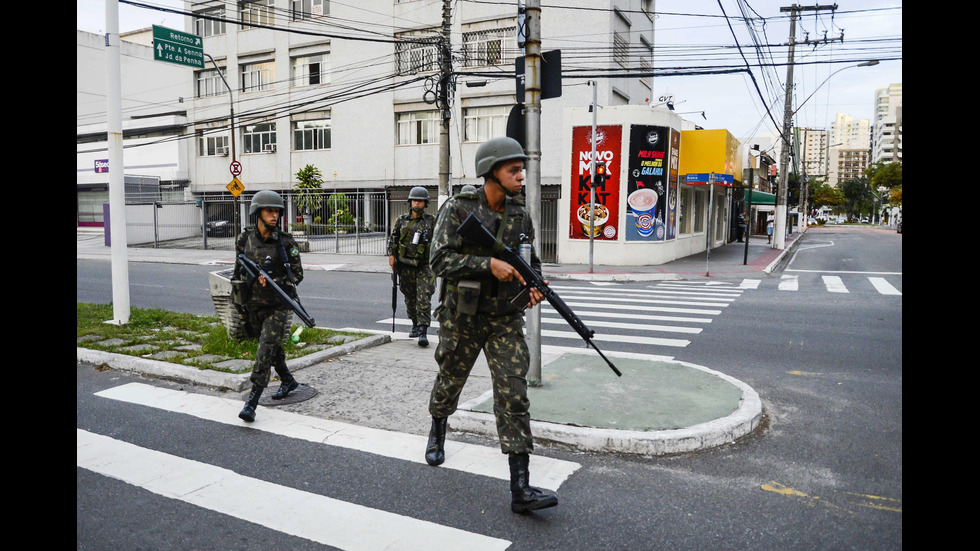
152,25,204,69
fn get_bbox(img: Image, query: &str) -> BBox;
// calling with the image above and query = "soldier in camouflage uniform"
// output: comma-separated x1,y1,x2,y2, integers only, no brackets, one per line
424,137,558,514
233,190,306,423
388,186,436,346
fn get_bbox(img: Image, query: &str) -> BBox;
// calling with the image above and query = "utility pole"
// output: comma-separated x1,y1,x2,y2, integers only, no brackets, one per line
437,0,452,207
774,3,840,249
105,0,131,325
524,0,542,385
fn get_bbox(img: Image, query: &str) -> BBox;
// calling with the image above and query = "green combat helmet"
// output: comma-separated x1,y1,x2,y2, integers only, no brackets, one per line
408,186,430,205
460,184,477,194
249,190,285,216
474,137,529,178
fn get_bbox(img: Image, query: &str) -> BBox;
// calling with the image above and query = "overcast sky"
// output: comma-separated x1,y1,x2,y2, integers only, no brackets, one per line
77,0,902,148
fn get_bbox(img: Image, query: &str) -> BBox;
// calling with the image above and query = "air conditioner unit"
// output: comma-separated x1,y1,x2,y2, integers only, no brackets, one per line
263,143,277,153
216,146,229,156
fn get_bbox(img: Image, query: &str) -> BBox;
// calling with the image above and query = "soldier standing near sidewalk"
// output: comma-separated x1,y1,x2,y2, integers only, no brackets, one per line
388,187,436,346
423,137,557,514
233,190,306,423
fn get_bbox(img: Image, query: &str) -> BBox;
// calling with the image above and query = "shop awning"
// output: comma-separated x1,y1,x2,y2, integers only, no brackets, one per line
743,189,775,205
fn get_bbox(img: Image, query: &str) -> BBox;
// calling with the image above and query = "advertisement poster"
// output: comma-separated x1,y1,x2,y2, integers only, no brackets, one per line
625,125,677,241
569,125,622,240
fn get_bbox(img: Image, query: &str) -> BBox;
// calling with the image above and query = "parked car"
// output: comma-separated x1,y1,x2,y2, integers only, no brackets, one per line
206,219,232,237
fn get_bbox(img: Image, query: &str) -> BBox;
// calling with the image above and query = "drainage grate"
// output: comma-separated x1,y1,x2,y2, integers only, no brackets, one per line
248,384,318,406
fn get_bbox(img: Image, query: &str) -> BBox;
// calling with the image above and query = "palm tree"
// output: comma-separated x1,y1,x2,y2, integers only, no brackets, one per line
293,164,323,224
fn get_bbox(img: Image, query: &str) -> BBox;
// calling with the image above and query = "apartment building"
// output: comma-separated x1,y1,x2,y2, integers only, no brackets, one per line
827,113,871,187
872,83,902,164
185,0,657,207
75,29,194,226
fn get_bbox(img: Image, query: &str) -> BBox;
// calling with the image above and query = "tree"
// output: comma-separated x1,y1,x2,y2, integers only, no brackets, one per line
293,164,324,221
839,178,873,220
810,180,843,210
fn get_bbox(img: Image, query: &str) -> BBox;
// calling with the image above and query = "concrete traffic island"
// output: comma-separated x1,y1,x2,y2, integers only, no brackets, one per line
453,351,764,456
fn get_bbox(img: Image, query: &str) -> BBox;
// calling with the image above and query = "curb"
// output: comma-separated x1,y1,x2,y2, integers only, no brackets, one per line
77,333,391,392
451,359,763,456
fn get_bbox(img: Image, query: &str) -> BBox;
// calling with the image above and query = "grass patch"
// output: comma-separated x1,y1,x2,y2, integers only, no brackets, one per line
77,303,371,373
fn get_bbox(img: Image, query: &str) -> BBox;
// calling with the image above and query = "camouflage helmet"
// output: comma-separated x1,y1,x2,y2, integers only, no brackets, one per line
460,184,477,194
249,190,285,217
408,186,430,204
474,137,528,178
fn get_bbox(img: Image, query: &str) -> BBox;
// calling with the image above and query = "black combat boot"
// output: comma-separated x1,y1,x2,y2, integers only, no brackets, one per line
271,374,299,400
409,321,420,338
238,385,264,422
424,416,447,466
418,326,429,347
509,452,558,513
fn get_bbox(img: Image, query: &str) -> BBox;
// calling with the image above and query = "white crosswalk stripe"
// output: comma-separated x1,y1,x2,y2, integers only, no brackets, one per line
822,275,848,293
380,282,743,355
77,428,511,551
779,275,799,291
93,383,579,491
741,274,901,295
81,382,589,549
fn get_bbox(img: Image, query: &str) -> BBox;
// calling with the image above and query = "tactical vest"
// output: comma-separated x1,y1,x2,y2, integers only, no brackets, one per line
443,192,533,316
395,213,434,267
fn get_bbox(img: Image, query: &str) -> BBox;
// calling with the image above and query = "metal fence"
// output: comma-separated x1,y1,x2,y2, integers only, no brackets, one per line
122,188,559,262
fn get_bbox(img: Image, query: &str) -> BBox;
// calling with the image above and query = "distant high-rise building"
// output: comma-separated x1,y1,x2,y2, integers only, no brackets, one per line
827,113,872,187
872,83,902,164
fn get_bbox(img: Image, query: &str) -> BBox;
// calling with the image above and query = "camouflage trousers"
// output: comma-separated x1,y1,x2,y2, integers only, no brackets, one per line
243,304,291,388
399,264,434,327
429,309,532,454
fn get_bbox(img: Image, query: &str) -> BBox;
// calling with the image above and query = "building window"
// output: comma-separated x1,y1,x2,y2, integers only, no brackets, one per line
462,23,517,68
243,122,277,153
679,186,692,234
613,32,629,68
395,30,439,75
293,118,331,151
292,0,328,20
241,0,274,28
463,106,508,142
291,52,329,86
199,133,230,156
194,6,226,37
397,111,439,145
693,187,706,232
241,61,275,92
196,67,227,98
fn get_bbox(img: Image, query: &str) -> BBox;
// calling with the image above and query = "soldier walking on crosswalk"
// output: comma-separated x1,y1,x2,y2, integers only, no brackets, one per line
423,137,558,514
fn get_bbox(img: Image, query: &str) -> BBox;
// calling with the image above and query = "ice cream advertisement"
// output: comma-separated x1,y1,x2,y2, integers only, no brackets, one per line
626,125,677,241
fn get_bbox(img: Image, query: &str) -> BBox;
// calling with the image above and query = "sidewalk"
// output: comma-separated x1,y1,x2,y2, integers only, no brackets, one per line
77,227,805,455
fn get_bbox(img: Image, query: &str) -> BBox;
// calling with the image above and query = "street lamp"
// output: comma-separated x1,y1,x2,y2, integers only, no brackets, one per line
773,59,879,250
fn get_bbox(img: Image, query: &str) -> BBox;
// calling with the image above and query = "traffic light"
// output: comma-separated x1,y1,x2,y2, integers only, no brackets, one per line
594,161,606,187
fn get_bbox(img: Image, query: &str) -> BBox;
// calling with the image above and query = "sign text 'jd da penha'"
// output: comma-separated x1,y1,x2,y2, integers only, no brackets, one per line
152,25,204,69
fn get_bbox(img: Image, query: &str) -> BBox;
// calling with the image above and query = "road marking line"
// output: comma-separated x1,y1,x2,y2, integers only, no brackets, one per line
738,279,762,289
77,429,511,551
778,275,799,291
868,277,902,295
94,383,579,492
822,275,849,293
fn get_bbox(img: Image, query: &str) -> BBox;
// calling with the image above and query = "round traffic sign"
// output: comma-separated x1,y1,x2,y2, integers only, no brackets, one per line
230,160,242,176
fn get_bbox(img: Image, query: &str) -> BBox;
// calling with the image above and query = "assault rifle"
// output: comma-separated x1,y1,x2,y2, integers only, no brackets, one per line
456,213,622,377
391,264,399,333
237,254,316,328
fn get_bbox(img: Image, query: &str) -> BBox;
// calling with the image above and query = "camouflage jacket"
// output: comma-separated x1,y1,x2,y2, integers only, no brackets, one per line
388,211,436,267
234,226,304,306
429,188,541,316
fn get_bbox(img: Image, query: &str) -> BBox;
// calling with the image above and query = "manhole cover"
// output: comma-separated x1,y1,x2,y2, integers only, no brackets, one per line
246,384,318,406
